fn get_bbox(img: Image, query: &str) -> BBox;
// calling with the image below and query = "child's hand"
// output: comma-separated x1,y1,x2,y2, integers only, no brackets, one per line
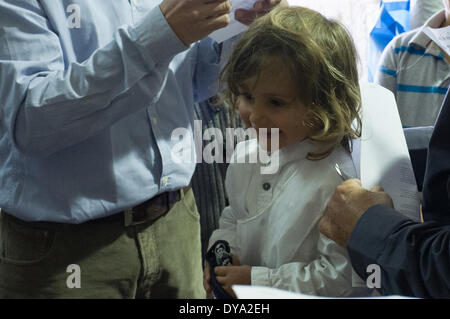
214,265,252,299
203,254,243,299
203,260,214,299
231,254,241,266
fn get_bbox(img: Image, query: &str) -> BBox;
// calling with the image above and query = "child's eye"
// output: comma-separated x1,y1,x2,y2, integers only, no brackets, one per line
239,92,253,101
270,99,285,107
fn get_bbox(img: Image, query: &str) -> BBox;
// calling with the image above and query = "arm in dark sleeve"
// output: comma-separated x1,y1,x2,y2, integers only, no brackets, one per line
348,204,450,298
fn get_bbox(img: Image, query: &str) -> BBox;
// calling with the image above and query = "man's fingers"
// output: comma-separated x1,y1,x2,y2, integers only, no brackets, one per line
235,0,283,25
254,0,281,11
344,178,362,187
318,214,333,239
204,0,229,3
205,12,231,31
334,179,363,196
235,9,257,25
319,214,348,248
204,1,232,19
371,185,384,192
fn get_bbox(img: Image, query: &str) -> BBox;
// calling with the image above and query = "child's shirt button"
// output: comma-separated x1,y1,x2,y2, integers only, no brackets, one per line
263,183,271,191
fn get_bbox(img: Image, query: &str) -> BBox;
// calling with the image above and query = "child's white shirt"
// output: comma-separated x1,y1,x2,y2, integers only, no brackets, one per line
208,138,368,297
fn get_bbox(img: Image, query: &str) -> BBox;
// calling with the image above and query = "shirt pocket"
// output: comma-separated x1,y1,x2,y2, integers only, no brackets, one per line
0,215,57,265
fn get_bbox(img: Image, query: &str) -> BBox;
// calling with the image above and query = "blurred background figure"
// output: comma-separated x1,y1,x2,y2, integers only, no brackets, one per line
411,0,445,28
375,0,450,127
192,97,243,259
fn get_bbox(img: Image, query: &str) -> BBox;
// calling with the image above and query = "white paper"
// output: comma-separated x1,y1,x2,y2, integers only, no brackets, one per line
232,285,415,299
358,82,421,221
423,26,450,56
208,0,256,43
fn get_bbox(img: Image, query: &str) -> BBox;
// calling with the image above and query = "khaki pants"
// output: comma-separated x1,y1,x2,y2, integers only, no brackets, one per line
0,189,205,299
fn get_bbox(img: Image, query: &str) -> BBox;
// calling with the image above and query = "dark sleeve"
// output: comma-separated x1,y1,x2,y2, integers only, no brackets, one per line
348,204,450,298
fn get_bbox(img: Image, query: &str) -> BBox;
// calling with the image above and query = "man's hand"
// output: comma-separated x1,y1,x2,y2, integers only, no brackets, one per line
235,0,288,25
160,0,232,46
318,179,394,248
214,264,251,298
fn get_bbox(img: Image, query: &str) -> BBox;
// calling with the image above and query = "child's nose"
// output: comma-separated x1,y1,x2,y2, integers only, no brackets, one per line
249,107,270,128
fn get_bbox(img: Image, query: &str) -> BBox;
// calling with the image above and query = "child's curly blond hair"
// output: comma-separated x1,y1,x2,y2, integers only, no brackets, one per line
221,6,362,159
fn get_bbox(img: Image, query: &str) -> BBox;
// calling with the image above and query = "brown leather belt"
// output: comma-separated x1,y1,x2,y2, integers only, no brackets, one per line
87,184,192,227
0,185,192,228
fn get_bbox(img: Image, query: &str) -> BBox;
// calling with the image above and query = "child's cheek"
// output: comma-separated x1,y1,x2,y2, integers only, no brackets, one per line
238,102,252,128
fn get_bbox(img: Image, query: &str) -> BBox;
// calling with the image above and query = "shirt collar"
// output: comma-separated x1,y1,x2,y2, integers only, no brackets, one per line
410,10,446,56
261,139,316,170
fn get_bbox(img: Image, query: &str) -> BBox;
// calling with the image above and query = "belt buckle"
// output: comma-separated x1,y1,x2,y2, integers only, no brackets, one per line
123,190,184,227
123,209,147,227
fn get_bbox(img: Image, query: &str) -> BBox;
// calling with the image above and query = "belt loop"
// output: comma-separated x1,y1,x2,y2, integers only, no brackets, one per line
180,182,192,199
124,209,133,227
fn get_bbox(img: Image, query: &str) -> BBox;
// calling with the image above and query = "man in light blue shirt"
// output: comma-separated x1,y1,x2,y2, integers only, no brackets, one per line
0,0,283,298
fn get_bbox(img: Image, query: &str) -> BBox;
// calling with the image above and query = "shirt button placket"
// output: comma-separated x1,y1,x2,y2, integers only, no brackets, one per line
129,0,138,22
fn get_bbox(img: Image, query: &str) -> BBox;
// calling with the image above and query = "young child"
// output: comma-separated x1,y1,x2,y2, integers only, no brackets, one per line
203,6,368,297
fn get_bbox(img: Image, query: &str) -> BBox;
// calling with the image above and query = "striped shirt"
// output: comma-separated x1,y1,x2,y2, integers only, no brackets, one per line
375,10,450,127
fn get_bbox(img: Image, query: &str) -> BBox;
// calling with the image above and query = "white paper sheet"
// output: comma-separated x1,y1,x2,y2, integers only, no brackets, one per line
208,0,256,43
232,285,415,299
423,26,450,56
358,82,421,221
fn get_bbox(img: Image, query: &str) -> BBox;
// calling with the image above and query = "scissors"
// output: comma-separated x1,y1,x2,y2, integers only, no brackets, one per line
335,163,353,181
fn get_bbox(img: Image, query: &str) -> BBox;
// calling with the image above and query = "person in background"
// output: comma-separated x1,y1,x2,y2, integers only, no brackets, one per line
192,97,244,259
375,0,450,127
203,6,369,298
0,0,283,298
319,88,450,298
411,0,444,29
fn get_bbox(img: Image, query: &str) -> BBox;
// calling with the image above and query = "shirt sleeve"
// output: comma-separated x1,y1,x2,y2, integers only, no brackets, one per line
192,35,240,103
208,205,240,255
348,204,450,298
192,38,221,103
251,233,367,297
207,144,249,256
374,38,398,96
0,1,187,157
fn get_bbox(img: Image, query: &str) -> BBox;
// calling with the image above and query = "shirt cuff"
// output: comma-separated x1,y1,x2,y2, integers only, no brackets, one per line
219,34,241,68
251,266,271,287
347,204,411,279
132,6,188,67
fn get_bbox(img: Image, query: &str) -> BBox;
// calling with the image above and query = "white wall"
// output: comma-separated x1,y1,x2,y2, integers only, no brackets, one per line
410,0,444,28
287,0,381,80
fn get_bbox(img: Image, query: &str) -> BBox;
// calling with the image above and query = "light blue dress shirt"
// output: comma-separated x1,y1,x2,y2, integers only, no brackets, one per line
0,0,223,223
